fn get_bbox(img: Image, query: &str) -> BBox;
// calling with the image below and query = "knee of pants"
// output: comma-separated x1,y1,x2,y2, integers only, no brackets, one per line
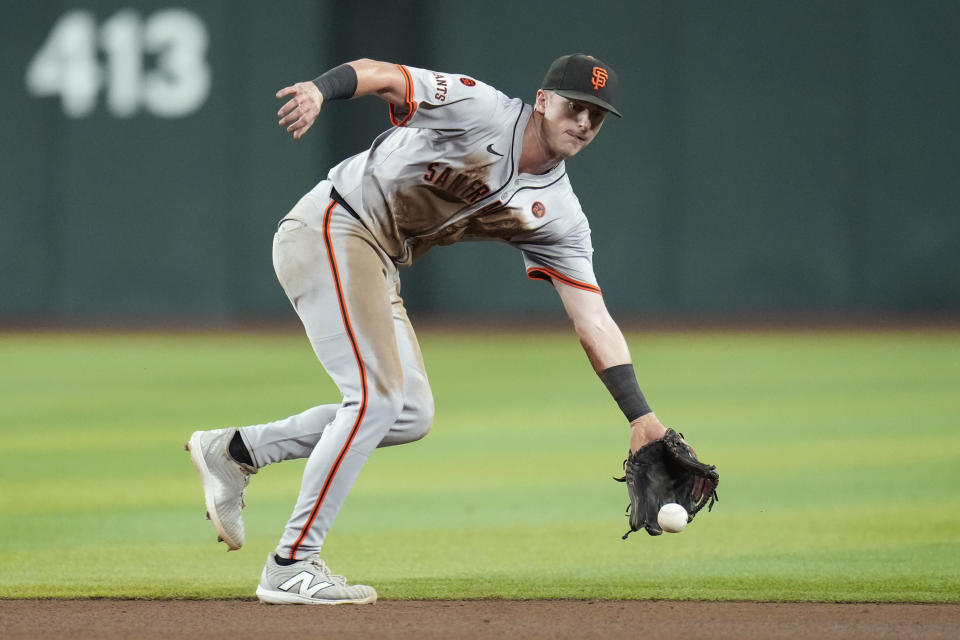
406,387,435,442
404,384,434,442
362,387,405,431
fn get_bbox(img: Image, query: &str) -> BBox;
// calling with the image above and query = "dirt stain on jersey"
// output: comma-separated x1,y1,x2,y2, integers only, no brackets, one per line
391,153,494,236
390,153,538,257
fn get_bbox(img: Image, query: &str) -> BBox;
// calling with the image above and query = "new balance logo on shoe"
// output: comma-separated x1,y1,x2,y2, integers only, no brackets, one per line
278,571,335,597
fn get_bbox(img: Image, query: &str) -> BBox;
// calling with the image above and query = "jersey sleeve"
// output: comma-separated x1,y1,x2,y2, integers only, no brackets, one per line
388,65,500,132
515,217,601,294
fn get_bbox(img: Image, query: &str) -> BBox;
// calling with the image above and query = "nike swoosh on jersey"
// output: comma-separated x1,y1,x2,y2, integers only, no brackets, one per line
486,144,504,157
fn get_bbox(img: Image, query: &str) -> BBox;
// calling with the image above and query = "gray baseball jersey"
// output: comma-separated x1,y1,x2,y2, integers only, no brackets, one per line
328,64,601,293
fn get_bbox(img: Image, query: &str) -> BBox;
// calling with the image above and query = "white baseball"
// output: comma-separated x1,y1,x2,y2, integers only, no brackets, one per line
657,503,688,533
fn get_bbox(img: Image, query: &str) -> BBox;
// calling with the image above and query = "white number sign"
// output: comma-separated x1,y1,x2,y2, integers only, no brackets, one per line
26,8,211,118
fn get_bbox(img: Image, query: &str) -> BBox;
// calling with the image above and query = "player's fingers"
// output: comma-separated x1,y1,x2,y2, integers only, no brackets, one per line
278,109,301,127
286,113,308,131
275,85,297,99
277,98,300,119
279,104,313,127
292,121,313,140
289,102,320,126
287,116,313,134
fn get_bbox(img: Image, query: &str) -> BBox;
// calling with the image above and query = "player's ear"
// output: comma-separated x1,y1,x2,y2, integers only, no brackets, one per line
535,89,548,114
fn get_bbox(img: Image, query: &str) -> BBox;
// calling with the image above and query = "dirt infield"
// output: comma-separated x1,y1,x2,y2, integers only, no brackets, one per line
2,600,958,640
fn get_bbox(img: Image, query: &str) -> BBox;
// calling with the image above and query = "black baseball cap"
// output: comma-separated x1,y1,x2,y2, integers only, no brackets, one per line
541,53,621,118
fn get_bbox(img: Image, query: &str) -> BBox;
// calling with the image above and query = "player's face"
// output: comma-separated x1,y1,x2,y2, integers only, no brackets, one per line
537,90,606,158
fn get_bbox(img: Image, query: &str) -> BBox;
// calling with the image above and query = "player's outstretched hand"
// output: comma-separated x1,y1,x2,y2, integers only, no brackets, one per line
276,82,324,140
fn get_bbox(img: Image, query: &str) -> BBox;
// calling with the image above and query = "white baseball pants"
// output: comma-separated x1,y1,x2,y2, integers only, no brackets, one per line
238,180,434,560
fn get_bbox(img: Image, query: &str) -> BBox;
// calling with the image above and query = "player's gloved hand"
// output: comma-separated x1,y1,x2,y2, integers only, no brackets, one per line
276,82,324,140
615,428,719,538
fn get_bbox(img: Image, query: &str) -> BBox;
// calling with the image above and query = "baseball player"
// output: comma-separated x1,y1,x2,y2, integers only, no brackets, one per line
187,54,671,605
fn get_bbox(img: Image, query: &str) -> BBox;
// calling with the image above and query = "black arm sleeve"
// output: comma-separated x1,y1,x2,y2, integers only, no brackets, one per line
312,64,358,101
599,364,652,422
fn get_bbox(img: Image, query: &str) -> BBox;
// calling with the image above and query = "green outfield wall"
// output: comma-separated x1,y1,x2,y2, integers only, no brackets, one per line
2,0,957,321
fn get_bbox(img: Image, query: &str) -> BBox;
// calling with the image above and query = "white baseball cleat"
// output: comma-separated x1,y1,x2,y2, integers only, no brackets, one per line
256,554,378,605
186,428,257,551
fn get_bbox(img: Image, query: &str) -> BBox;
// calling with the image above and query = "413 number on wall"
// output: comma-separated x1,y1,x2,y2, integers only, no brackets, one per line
25,8,211,119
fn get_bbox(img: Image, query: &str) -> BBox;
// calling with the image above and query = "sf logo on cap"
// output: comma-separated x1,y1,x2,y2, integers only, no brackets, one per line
591,66,608,90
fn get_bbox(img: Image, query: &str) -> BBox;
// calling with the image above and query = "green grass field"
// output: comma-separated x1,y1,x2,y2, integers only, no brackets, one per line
1,328,957,602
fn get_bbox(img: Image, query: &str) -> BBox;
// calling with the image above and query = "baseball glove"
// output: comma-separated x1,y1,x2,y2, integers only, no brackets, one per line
615,428,719,538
